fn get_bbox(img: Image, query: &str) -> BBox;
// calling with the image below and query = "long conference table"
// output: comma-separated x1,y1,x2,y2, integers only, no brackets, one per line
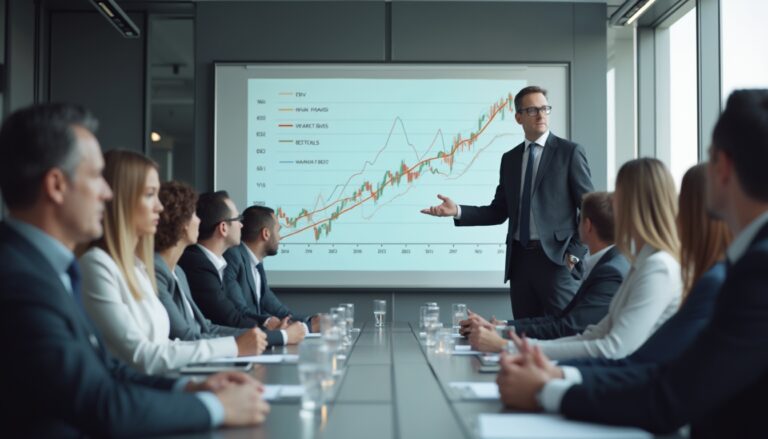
158,321,681,439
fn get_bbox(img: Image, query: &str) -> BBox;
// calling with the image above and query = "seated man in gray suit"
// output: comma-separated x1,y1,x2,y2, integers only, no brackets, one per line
224,205,320,334
154,180,267,355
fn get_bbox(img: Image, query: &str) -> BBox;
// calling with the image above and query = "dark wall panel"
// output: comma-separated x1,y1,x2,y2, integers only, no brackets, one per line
48,11,145,152
391,2,573,62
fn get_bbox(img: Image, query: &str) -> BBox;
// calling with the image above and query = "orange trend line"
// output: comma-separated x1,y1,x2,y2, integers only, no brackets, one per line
281,95,513,238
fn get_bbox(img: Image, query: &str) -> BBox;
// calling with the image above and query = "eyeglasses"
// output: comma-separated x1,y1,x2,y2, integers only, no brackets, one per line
518,105,552,116
222,215,243,224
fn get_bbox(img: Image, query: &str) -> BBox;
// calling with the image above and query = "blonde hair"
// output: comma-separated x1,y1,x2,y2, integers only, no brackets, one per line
614,158,680,263
678,163,731,300
98,149,159,300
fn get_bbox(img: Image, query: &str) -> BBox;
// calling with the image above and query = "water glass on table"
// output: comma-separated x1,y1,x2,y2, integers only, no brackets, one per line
452,303,468,335
424,304,441,347
340,303,355,333
298,342,332,411
373,299,387,327
435,327,454,354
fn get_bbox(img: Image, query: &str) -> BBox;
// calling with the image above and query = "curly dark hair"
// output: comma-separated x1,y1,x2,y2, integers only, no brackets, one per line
155,180,198,252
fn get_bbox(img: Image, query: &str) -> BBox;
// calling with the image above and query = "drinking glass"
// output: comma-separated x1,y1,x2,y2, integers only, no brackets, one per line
298,342,332,411
424,304,440,346
340,303,355,333
452,303,468,335
373,299,387,327
435,327,455,353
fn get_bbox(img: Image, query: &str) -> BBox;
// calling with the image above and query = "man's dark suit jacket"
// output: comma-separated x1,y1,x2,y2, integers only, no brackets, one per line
561,262,726,388
178,244,284,346
560,224,768,438
223,243,309,323
507,246,629,339
455,133,594,281
0,223,210,437
155,254,245,341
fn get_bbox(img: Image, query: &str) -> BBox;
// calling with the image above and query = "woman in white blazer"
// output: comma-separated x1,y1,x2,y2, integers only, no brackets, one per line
80,150,266,374
511,158,683,361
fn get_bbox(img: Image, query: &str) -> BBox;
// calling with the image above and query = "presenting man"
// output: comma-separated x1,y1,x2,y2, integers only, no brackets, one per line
422,86,594,318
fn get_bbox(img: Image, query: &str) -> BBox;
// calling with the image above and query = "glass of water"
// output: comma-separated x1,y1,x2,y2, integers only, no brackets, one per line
424,304,440,346
298,342,332,411
452,303,468,335
332,306,351,349
373,299,387,327
319,313,344,376
435,327,455,354
340,303,355,332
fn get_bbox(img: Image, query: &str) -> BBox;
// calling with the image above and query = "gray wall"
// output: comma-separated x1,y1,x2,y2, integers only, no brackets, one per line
195,1,607,317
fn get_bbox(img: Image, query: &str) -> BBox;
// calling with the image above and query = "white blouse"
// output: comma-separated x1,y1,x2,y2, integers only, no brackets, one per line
80,247,237,374
530,244,682,360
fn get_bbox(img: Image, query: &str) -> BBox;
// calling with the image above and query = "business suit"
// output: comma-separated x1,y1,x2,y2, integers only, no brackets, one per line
155,254,245,341
561,263,726,388
560,223,768,437
0,223,210,437
179,245,284,346
223,243,309,322
455,132,593,319
508,246,629,340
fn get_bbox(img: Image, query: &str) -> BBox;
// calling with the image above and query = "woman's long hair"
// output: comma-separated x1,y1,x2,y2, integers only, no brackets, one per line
678,163,732,301
614,158,680,262
97,149,159,300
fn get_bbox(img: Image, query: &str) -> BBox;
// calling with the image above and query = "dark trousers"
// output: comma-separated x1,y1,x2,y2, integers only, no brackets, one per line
508,241,580,319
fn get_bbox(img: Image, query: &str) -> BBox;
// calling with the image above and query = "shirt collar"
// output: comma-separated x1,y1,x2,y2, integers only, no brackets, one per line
726,210,768,264
524,131,550,148
196,243,227,273
583,244,614,277
243,244,262,267
5,216,75,277
632,243,658,267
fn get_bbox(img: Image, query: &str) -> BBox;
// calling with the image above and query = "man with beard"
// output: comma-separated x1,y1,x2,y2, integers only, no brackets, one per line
224,205,320,333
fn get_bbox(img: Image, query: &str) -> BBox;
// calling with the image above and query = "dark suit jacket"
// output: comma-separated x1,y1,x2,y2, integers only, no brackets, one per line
560,224,768,438
508,246,629,339
223,243,309,322
562,262,726,388
0,223,210,438
455,133,594,281
155,254,245,341
178,245,284,346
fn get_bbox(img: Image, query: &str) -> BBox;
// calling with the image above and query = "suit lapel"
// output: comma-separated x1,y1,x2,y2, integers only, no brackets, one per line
533,133,557,195
509,143,524,221
561,246,618,315
1,224,105,354
240,245,261,312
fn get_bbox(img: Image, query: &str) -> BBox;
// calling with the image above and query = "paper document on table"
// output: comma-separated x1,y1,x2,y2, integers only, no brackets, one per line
478,414,652,438
305,332,322,338
262,385,305,401
208,355,285,363
452,345,482,355
449,381,499,400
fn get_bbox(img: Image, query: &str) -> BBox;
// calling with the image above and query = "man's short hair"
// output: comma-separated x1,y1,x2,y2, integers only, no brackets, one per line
514,86,548,112
0,103,98,209
712,89,768,201
581,191,615,243
196,190,231,241
155,181,198,252
241,205,276,243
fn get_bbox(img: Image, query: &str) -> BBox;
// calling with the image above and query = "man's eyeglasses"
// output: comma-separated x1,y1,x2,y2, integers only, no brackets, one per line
518,105,552,116
222,215,243,223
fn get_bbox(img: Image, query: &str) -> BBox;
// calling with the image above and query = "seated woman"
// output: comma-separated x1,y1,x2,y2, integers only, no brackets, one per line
80,150,265,374
477,158,683,361
155,180,267,352
554,163,730,384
